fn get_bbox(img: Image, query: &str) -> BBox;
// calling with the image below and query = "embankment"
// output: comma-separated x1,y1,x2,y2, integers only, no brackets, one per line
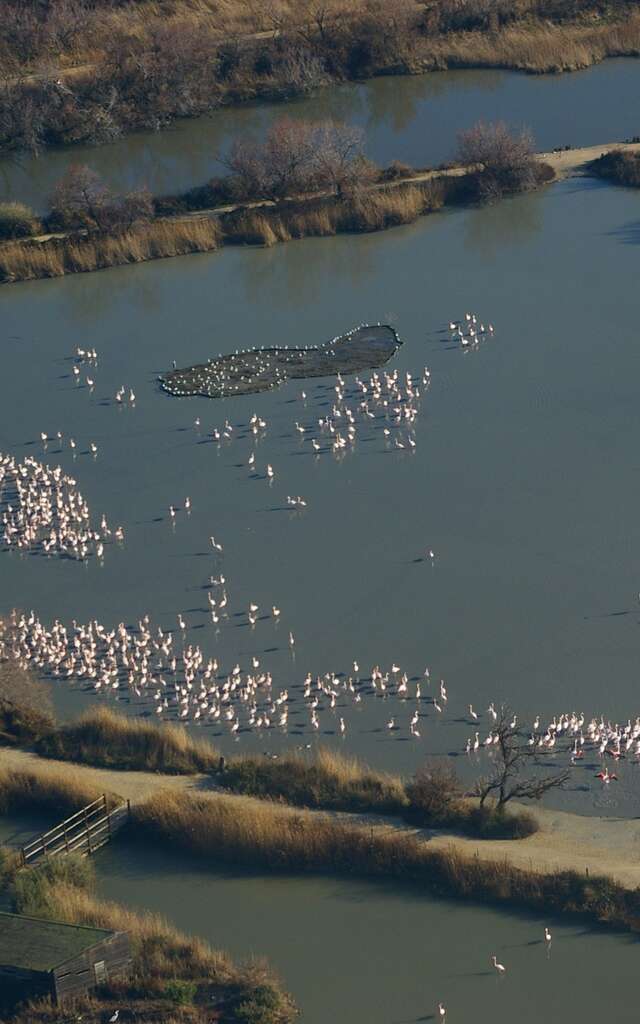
2,141,636,287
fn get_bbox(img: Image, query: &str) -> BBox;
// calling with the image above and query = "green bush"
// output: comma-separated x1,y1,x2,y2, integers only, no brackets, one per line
12,855,95,917
232,982,287,1024
162,978,198,1005
0,202,40,239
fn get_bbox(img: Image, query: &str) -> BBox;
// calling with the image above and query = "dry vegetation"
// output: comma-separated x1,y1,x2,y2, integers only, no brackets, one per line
0,217,222,282
37,706,221,774
590,147,640,187
132,788,640,931
0,0,637,154
0,763,116,817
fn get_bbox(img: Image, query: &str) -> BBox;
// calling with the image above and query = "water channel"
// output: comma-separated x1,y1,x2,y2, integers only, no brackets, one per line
1,57,639,210
95,835,640,1024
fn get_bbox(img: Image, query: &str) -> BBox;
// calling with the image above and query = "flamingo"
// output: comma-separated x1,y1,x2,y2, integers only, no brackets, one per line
491,955,506,975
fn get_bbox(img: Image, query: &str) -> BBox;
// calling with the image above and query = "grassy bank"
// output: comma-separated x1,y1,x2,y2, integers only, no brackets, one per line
1,855,296,1024
590,147,640,187
1,1,639,155
0,163,552,285
0,763,116,817
133,789,640,933
219,748,536,839
0,669,534,840
37,706,221,775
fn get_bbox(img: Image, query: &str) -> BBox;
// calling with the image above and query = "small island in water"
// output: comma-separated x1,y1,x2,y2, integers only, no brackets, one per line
158,323,402,398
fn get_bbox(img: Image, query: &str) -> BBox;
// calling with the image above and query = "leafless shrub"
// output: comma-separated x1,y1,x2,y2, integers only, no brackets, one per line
475,708,570,808
457,119,537,200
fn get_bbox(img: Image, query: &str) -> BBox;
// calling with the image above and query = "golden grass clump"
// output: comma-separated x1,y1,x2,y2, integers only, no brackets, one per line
424,13,640,73
0,219,222,284
0,764,114,817
222,746,408,814
37,706,220,774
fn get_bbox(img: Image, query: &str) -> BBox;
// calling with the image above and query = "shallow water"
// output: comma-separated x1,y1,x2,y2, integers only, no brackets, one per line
2,176,640,814
1,57,639,211
96,836,640,1024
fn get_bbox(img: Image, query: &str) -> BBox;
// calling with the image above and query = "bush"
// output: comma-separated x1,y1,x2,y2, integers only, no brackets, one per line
0,202,40,239
221,748,407,815
457,119,538,201
12,855,95,917
232,982,288,1024
162,978,198,1005
37,706,220,774
0,662,55,745
379,160,416,182
590,149,640,188
406,761,462,825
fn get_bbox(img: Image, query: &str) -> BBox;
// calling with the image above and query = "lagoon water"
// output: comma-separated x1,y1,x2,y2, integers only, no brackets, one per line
1,57,639,210
2,172,640,813
96,836,640,1024
3,56,640,1024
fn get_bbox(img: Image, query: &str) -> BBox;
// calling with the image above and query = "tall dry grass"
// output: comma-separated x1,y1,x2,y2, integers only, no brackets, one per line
0,764,115,816
0,218,221,283
222,182,446,246
134,789,640,931
424,13,640,72
37,706,220,774
222,747,408,814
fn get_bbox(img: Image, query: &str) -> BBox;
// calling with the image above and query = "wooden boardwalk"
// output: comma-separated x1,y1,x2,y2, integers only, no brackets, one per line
20,795,130,867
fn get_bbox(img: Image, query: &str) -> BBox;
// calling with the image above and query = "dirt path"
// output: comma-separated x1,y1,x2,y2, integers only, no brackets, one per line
0,745,207,805
3,745,640,887
539,141,640,178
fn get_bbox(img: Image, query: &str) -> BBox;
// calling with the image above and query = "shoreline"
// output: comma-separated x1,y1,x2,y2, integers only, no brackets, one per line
2,10,639,157
1,141,638,287
3,744,640,890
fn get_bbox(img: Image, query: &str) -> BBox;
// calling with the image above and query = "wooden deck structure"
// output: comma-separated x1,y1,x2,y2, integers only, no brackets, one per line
20,794,130,866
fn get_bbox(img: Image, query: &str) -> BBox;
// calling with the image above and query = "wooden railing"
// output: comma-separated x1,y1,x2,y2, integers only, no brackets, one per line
20,795,130,867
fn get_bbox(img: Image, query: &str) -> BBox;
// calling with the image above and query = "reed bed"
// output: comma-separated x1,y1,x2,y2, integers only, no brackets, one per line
425,14,640,73
220,747,535,838
134,790,640,932
222,182,446,246
222,747,408,814
0,218,221,283
0,764,114,817
37,706,220,774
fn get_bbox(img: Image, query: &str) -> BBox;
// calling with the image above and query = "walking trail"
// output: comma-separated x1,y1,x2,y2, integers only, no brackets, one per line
2,745,640,888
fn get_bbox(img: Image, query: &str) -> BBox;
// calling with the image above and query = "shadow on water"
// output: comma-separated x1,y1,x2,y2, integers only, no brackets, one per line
608,220,640,244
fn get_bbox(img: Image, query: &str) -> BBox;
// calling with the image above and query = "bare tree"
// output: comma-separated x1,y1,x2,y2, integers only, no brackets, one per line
50,164,152,232
222,117,319,199
311,119,373,196
475,709,569,809
50,163,113,229
457,119,537,200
